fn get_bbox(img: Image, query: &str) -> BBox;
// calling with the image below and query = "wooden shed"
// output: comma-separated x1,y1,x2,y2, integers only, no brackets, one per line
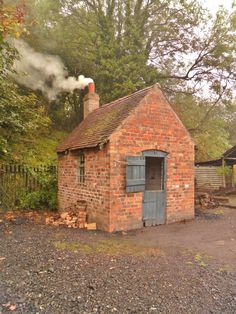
195,145,236,191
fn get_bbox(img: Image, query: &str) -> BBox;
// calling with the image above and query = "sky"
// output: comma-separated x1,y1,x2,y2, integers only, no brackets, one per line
204,0,233,13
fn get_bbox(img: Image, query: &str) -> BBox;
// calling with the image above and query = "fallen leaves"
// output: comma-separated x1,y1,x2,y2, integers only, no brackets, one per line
4,212,15,221
2,303,16,311
9,305,16,311
0,209,97,230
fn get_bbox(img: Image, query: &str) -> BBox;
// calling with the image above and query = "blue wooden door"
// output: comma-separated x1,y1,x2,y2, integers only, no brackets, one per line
125,151,167,227
142,151,167,226
142,191,166,226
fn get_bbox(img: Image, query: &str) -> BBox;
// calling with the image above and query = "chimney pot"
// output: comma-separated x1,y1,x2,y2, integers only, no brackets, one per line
88,82,95,93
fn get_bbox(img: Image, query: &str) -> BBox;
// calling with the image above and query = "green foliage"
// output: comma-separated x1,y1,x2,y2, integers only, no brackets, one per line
0,2,53,163
0,174,26,212
21,0,236,161
1,0,236,162
172,93,231,161
194,129,229,161
11,130,67,165
217,165,232,178
24,0,236,101
21,169,57,211
0,82,50,161
0,1,26,76
0,3,61,199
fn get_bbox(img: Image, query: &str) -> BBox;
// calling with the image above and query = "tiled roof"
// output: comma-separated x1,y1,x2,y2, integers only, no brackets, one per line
56,85,153,152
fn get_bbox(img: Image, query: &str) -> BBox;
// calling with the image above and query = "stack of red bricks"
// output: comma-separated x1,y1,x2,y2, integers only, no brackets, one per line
46,201,96,230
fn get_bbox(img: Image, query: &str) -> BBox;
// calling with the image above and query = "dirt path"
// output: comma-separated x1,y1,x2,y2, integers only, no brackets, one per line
0,208,235,313
129,207,236,268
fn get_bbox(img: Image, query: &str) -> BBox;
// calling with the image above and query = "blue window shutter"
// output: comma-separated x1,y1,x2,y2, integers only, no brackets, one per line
126,156,146,193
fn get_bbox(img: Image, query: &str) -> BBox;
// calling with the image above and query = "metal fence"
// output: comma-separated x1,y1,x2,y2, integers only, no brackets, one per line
0,164,57,211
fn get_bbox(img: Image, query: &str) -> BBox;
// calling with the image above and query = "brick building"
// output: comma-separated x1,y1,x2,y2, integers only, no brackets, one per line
57,83,195,232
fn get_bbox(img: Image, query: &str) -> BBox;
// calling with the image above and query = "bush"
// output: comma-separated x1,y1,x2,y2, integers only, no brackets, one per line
21,169,57,211
217,165,232,178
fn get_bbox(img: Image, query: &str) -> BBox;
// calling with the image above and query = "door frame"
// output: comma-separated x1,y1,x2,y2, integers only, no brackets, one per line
142,150,168,225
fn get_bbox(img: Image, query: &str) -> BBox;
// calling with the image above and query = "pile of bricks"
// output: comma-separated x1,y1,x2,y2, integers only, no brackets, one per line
45,212,96,230
45,201,96,230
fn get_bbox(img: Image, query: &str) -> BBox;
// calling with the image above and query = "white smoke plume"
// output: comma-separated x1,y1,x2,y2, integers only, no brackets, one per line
11,39,93,100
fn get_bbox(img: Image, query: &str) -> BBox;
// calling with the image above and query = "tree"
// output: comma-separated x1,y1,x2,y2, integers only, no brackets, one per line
24,1,236,101
10,0,236,160
0,1,50,162
172,93,231,160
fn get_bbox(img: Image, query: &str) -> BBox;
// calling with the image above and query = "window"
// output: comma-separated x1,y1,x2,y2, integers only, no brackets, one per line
77,154,85,183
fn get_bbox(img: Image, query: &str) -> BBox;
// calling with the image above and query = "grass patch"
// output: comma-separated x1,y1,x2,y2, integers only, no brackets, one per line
194,253,207,267
93,238,163,256
53,241,94,253
54,241,79,252
53,238,163,256
217,264,231,274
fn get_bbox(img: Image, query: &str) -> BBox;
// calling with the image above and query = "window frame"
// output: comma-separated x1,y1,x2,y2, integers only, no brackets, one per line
77,153,85,183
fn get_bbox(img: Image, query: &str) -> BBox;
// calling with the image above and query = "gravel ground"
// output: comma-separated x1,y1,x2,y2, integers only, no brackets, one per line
0,209,236,314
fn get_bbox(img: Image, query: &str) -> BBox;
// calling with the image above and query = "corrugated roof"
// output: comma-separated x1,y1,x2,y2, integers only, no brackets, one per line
223,144,236,158
195,144,236,167
57,85,153,152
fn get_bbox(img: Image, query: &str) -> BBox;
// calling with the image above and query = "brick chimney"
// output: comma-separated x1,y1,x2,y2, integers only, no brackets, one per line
83,82,100,119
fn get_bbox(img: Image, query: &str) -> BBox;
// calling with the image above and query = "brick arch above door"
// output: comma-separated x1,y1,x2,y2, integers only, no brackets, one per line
142,150,168,158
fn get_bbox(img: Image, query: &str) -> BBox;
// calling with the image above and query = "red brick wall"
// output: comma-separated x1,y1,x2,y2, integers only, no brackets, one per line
108,87,195,232
58,145,110,231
